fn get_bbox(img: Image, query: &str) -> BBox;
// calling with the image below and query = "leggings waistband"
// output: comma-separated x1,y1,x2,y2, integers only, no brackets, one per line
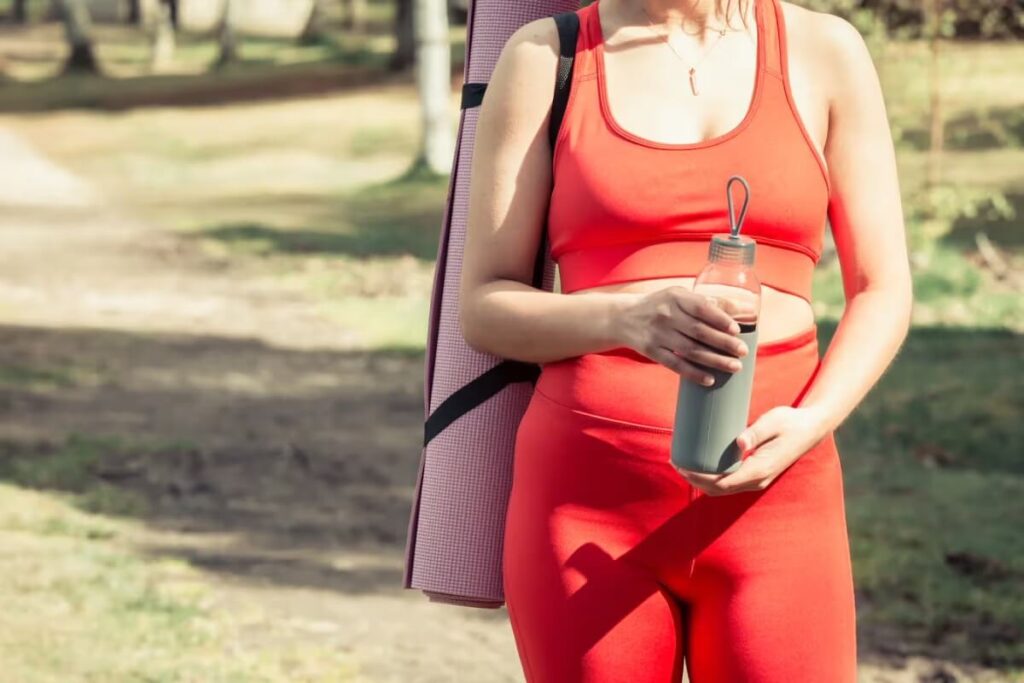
534,324,821,431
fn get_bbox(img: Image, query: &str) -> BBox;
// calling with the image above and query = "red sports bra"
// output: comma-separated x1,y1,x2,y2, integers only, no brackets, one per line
547,0,832,303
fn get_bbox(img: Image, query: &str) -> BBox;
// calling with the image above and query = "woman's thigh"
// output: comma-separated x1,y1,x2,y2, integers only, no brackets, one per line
503,390,687,683
681,435,858,683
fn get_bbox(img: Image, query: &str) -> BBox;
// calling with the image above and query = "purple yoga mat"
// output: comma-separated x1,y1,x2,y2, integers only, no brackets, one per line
402,0,580,608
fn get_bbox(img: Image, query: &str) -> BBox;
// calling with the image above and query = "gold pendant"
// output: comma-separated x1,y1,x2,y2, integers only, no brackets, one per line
689,67,699,96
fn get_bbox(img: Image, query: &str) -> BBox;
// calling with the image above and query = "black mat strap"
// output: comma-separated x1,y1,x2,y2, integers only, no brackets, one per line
461,82,487,110
424,360,541,446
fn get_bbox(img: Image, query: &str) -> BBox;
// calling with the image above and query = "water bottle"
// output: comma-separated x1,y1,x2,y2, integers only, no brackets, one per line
670,176,762,475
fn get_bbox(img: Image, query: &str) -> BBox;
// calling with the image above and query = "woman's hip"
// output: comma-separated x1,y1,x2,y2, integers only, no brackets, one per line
509,322,842,519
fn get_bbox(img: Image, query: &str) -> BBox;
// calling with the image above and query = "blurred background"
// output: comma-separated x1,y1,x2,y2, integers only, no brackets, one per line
0,0,1019,681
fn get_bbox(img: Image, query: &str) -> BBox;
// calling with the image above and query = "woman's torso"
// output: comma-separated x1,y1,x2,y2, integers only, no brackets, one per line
547,0,832,344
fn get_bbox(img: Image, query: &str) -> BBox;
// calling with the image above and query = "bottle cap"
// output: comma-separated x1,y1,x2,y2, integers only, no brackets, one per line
709,233,756,265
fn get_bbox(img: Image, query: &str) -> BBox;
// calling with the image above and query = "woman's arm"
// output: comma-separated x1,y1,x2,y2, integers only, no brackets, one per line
458,18,626,363
458,17,745,376
795,12,914,434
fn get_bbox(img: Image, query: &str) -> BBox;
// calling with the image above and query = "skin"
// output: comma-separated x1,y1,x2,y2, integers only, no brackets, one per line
459,0,913,496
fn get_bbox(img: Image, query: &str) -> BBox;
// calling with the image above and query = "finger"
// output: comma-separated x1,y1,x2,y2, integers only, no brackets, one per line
678,473,730,497
655,329,740,375
649,346,716,386
682,338,745,374
737,411,783,453
676,468,739,497
667,318,749,359
675,293,740,335
678,469,726,487
705,295,745,319
714,455,773,492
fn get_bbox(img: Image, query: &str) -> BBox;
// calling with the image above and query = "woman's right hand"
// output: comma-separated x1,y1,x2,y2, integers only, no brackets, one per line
613,286,750,386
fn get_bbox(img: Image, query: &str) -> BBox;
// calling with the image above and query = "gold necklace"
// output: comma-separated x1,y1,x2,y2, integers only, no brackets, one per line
636,3,742,96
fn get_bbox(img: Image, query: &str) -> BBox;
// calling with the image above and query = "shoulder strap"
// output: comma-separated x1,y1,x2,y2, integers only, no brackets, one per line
549,10,580,151
531,9,579,290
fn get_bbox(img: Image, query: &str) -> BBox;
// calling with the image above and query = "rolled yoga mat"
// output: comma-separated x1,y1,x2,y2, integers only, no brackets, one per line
402,0,580,608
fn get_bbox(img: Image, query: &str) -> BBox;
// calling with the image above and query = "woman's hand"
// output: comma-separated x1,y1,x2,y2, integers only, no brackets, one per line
675,405,832,496
614,286,749,386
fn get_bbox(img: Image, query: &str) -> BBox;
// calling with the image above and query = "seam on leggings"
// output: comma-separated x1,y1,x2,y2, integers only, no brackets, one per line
532,385,676,433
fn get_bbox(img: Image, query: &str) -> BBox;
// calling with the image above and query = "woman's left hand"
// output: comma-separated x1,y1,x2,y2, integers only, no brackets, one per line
675,405,832,496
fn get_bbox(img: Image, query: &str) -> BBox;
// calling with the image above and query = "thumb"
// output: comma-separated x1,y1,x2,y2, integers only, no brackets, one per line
737,411,781,453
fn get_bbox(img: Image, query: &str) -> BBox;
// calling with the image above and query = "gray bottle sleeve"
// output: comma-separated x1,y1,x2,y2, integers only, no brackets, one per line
670,326,759,475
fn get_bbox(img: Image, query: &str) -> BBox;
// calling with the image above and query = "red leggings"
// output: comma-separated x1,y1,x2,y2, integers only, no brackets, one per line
503,324,857,682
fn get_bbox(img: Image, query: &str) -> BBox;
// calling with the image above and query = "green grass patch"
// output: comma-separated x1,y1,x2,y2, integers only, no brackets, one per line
0,363,78,389
0,483,359,682
0,434,202,518
833,324,1024,667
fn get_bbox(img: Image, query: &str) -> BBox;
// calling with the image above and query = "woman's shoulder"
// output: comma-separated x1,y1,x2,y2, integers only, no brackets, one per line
778,1,879,103
495,14,564,82
483,15,563,108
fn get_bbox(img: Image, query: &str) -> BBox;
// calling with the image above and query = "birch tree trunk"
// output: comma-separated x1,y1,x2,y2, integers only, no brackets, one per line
926,0,944,188
55,0,100,74
413,0,454,175
151,0,175,70
217,0,240,68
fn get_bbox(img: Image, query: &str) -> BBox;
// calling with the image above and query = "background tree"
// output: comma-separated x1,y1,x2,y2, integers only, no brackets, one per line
150,0,175,70
300,0,330,44
390,0,414,71
922,0,954,187
11,0,28,23
412,0,454,175
342,0,367,32
216,0,240,68
54,0,99,74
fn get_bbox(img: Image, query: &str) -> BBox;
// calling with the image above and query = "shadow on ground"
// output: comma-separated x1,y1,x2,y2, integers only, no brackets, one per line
0,320,1021,667
0,322,425,600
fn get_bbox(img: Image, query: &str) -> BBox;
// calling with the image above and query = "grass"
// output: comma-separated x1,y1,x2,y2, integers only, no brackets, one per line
830,325,1024,667
0,481,359,682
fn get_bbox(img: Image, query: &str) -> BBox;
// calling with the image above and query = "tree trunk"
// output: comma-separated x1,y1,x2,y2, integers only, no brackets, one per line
151,0,175,69
926,0,944,187
12,0,28,22
390,0,415,71
55,0,100,74
216,0,240,68
300,0,328,43
413,0,454,175
342,0,366,31
127,0,141,24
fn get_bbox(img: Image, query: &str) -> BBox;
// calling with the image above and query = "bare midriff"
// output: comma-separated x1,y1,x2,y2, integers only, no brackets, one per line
564,276,816,346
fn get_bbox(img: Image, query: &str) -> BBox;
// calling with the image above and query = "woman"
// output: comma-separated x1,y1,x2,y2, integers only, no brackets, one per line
459,0,912,679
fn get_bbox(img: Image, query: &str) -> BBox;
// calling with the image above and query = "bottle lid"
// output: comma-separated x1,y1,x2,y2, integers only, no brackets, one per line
709,233,756,265
708,175,757,266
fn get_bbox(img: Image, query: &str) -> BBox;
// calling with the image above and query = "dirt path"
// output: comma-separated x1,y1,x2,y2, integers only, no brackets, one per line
0,125,1010,683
